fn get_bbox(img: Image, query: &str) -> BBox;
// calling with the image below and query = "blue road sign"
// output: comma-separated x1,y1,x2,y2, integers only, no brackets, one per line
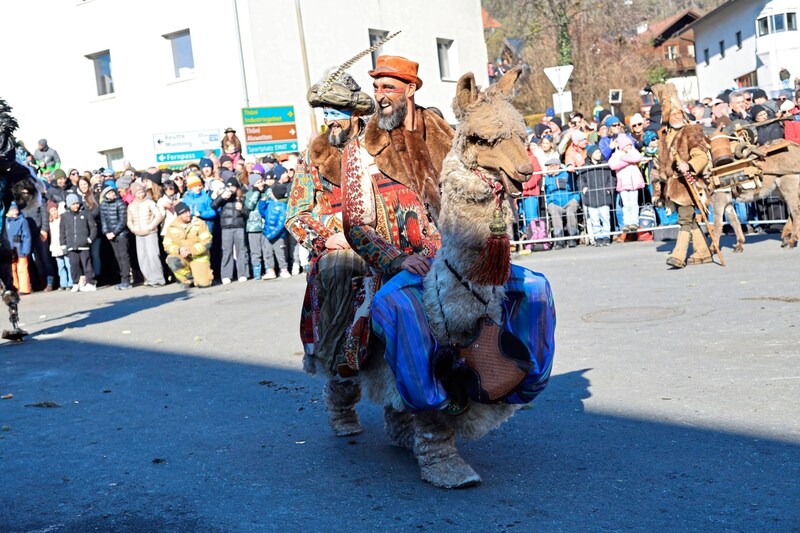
246,141,299,154
242,106,295,125
155,150,217,163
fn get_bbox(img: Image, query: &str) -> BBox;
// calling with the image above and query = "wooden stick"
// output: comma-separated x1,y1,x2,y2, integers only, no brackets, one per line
682,170,726,267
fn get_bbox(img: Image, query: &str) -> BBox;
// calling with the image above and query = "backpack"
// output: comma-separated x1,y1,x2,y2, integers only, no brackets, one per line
639,204,657,229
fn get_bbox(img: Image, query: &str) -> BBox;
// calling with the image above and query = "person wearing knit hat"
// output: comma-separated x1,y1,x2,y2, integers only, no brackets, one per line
45,168,72,205
98,182,132,290
565,130,589,167
4,201,32,294
162,199,214,288
598,114,632,161
218,154,233,170
61,188,98,292
180,171,216,234
576,144,614,246
212,170,248,284
609,130,645,233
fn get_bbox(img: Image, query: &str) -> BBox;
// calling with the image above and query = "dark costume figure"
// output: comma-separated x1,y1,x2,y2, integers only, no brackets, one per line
0,99,35,340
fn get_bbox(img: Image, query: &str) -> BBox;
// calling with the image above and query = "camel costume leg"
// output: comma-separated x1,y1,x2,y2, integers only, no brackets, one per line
776,174,800,248
413,410,481,489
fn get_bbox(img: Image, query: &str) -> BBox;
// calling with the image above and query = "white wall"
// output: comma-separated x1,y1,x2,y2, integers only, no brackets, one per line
754,0,800,93
4,0,487,171
694,0,765,97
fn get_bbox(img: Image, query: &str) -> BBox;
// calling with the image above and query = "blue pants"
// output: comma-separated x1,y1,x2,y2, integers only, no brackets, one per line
519,196,540,224
55,255,73,288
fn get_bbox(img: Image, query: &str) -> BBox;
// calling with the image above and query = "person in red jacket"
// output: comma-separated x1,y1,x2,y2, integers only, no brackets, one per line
518,140,543,253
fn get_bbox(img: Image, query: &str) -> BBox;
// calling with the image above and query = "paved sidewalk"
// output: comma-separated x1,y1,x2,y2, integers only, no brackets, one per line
1,235,798,531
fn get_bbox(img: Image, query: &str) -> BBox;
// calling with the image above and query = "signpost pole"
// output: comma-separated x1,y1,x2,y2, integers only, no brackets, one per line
558,91,565,124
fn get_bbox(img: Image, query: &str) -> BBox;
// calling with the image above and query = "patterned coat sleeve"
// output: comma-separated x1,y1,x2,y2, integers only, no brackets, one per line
341,140,404,274
285,164,335,254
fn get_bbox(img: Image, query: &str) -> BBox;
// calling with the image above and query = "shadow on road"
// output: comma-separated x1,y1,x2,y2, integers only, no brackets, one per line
19,291,190,338
1,340,797,531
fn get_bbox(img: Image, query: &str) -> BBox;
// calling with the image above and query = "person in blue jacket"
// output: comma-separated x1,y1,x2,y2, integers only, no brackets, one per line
544,157,581,248
599,115,636,161
257,181,290,279
4,202,32,293
180,172,217,234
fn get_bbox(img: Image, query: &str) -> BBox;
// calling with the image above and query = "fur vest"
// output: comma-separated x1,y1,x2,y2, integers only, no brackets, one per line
363,107,454,219
658,124,709,207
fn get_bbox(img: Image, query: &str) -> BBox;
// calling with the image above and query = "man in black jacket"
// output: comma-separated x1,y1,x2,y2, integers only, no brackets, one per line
100,186,131,289
211,174,248,283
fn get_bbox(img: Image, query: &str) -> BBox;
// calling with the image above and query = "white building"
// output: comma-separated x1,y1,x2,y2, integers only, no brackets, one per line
4,0,488,170
692,0,800,98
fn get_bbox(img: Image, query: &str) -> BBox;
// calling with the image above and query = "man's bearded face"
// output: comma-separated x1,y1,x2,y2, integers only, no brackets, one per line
325,117,354,148
374,78,409,131
669,110,685,129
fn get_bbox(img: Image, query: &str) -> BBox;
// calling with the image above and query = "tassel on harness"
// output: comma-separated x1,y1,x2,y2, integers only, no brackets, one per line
464,169,511,285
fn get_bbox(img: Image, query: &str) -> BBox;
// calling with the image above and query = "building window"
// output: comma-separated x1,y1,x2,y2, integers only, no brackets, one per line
703,48,709,65
736,31,742,49
437,38,454,80
758,16,770,36
665,45,678,60
789,12,797,30
774,13,786,32
87,50,114,96
164,29,194,78
368,29,389,69
688,44,695,58
719,40,725,58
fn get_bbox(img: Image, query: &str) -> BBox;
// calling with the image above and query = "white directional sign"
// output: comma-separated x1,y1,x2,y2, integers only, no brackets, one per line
152,129,221,152
543,65,574,92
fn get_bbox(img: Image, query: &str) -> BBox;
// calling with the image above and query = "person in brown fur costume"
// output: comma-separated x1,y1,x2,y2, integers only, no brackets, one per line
285,67,375,437
652,85,713,268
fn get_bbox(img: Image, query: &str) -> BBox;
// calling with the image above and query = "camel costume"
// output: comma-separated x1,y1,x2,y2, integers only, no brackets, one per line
652,84,712,268
342,59,555,488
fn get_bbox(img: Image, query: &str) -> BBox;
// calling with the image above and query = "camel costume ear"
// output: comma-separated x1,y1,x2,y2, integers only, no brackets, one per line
453,72,479,121
494,66,523,97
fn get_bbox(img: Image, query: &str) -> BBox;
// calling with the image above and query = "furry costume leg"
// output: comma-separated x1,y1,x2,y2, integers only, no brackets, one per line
413,410,481,489
383,406,414,451
324,379,363,436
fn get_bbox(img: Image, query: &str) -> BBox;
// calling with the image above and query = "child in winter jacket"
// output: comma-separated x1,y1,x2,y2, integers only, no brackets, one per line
243,166,269,280
60,193,97,292
4,202,32,294
577,146,615,246
608,134,645,232
258,181,290,279
47,201,72,290
211,175,249,283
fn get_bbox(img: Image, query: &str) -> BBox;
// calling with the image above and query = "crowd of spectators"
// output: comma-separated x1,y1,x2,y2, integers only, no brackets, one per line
7,86,800,295
8,133,306,295
513,87,800,253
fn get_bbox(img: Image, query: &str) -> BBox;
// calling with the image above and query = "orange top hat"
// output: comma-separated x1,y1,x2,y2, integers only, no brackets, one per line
368,55,423,89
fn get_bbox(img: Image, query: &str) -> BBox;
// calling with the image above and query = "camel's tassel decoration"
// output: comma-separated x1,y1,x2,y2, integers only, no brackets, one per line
465,170,511,285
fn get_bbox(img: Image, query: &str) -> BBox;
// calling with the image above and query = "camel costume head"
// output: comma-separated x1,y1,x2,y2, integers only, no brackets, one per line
436,67,531,285
449,67,533,196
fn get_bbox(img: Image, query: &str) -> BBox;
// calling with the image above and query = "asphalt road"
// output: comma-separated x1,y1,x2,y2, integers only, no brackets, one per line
1,234,799,532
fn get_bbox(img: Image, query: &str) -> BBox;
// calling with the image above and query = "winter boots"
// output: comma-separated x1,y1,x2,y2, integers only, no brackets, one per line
667,230,690,268
687,227,713,264
324,379,362,437
383,406,415,451
412,411,481,489
252,264,262,281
